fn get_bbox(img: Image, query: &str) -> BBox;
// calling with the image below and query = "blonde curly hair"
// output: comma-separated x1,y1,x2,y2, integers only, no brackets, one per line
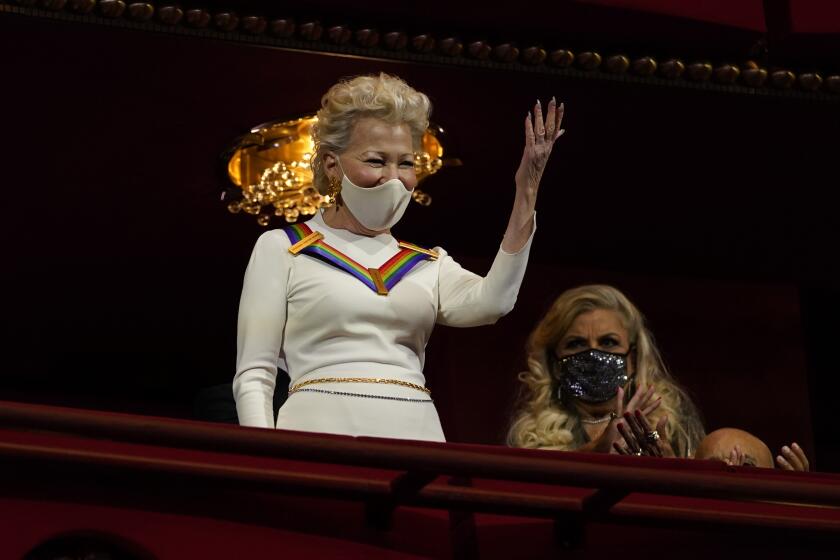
310,72,431,194
507,285,704,457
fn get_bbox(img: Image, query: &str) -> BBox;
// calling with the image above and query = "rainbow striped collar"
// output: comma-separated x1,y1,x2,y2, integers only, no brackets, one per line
283,222,438,296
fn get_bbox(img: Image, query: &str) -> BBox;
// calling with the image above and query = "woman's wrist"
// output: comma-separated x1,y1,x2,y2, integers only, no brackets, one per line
510,188,537,224
514,179,539,201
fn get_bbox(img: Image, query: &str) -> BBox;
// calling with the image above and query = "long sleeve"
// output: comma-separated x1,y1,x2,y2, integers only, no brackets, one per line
436,215,536,327
233,230,291,428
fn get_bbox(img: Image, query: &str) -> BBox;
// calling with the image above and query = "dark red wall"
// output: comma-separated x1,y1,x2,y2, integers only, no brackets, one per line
2,13,837,467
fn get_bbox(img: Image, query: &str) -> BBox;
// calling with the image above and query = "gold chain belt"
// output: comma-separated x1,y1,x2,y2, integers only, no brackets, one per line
288,377,431,396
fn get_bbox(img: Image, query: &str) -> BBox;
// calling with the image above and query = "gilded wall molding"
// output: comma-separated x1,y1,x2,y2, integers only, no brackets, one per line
3,0,839,102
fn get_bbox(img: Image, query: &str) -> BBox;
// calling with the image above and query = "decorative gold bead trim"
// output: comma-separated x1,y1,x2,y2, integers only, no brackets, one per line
2,2,837,100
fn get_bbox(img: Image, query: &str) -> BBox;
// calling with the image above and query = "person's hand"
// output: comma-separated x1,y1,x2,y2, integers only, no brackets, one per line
515,98,565,195
501,97,566,253
613,411,675,458
776,442,810,471
589,384,661,453
725,444,747,466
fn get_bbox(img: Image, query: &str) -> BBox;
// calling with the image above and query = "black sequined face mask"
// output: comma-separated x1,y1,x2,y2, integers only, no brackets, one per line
556,348,631,404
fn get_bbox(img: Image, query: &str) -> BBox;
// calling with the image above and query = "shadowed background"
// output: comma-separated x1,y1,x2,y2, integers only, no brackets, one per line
2,2,838,469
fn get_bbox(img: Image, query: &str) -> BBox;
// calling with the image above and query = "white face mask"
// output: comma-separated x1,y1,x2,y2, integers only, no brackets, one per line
336,159,412,231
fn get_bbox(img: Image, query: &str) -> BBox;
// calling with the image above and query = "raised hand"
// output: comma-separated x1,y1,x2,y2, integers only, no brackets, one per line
502,97,566,253
515,98,565,195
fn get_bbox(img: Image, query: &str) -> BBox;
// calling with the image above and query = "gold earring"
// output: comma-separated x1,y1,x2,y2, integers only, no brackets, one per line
327,176,342,205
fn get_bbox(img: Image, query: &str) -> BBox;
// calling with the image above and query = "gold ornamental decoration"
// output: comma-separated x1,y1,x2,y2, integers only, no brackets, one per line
224,116,454,226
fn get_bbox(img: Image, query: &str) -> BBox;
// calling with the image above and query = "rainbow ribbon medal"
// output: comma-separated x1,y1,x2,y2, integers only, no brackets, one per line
283,222,437,296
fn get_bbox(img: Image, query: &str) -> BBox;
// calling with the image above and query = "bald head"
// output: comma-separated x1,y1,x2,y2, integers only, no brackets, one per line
695,428,774,468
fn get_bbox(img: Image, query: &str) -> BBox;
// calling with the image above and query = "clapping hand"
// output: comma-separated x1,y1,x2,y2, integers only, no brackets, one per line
588,385,661,454
613,410,675,458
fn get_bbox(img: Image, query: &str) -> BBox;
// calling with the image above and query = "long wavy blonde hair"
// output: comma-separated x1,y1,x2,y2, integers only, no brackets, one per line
507,285,704,457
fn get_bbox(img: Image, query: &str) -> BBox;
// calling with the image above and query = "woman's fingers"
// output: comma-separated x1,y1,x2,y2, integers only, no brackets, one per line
613,441,629,455
625,384,642,410
616,421,641,454
520,98,565,174
554,101,566,141
632,410,662,457
628,384,654,412
639,385,656,409
623,413,649,454
655,416,668,438
544,97,557,139
533,100,545,141
524,112,535,148
531,97,566,143
624,409,650,441
630,410,662,457
641,397,662,417
615,387,625,418
653,415,676,458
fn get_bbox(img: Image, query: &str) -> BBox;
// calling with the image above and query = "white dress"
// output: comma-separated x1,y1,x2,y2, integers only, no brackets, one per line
233,211,535,442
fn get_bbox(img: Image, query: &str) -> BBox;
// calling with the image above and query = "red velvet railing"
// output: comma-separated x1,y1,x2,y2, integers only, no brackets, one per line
2,400,839,559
